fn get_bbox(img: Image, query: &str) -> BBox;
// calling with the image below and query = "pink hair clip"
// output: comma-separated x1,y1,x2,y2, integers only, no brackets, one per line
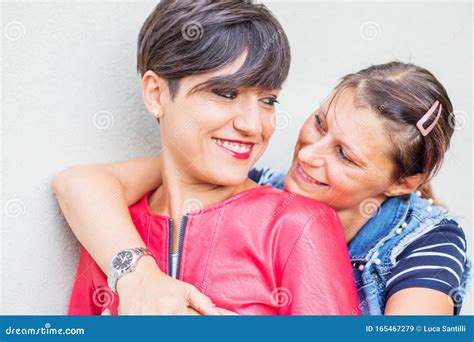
416,100,442,136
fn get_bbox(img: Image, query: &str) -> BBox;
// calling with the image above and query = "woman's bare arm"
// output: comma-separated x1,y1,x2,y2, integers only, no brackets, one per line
51,157,220,315
384,288,454,315
51,157,161,272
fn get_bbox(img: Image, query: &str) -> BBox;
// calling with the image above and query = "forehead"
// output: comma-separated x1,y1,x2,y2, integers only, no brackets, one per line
189,52,249,83
322,89,394,166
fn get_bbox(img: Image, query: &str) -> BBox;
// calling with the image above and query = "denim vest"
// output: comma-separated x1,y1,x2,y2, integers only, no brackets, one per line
348,192,472,315
254,168,472,315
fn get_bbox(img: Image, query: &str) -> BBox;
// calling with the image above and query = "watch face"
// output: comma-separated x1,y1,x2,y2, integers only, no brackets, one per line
112,250,134,271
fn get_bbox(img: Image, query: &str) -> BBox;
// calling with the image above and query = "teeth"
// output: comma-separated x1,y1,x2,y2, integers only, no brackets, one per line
212,138,252,154
300,166,325,185
303,172,316,183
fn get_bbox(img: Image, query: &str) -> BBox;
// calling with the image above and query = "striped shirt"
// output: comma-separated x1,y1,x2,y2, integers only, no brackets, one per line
249,167,468,313
385,220,467,314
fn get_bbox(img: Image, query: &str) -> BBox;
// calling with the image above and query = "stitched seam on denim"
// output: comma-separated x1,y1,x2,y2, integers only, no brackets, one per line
360,198,411,267
350,195,411,260
388,214,449,265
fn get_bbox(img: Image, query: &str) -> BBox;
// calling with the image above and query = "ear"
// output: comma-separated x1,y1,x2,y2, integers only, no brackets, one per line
141,70,169,120
383,174,423,197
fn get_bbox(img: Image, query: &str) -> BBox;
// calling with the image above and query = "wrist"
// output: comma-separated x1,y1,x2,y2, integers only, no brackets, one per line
116,256,163,295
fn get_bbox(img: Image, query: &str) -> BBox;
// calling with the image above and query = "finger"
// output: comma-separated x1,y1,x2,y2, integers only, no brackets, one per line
184,307,201,315
187,288,220,315
101,308,111,315
216,308,238,315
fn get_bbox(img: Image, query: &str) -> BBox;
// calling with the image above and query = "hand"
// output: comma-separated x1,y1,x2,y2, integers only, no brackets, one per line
102,307,236,315
115,257,221,315
216,308,237,315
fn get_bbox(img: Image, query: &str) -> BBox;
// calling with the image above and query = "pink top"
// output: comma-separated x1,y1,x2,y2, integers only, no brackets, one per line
68,186,360,315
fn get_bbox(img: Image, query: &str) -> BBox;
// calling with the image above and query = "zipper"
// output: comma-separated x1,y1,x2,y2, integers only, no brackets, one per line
176,215,188,279
168,215,188,279
168,219,174,277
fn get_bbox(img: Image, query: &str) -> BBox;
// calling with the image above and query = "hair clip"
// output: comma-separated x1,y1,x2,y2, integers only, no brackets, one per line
416,100,442,136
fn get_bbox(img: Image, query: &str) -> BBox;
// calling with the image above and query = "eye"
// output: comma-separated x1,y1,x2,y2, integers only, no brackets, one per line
213,89,238,100
337,146,355,164
261,96,279,106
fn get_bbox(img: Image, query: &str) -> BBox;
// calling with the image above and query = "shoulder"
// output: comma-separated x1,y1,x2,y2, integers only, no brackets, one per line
393,219,467,281
237,186,348,272
250,186,340,226
398,219,467,260
255,187,344,247
386,219,468,310
226,186,343,248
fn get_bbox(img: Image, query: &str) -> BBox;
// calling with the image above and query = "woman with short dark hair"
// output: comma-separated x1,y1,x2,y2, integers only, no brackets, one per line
56,0,359,316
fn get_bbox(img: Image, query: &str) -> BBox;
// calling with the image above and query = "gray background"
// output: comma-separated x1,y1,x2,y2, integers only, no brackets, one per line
1,0,472,314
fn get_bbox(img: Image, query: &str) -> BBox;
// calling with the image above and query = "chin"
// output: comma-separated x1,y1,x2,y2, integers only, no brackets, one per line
207,169,248,187
283,177,302,195
283,176,321,201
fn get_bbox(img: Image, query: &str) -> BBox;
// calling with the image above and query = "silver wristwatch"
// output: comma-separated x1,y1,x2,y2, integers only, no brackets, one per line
107,247,153,294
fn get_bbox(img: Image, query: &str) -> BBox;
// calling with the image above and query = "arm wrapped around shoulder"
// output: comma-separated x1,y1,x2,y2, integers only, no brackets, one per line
273,194,360,315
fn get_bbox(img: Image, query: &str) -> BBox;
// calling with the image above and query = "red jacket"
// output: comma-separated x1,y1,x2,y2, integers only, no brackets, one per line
68,186,360,315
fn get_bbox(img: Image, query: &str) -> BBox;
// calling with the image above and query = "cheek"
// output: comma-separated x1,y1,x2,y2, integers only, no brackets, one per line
163,101,200,134
181,103,231,143
327,167,392,211
262,115,275,140
327,162,355,191
325,163,371,204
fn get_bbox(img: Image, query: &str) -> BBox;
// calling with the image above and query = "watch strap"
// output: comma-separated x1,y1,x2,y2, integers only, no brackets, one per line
107,247,153,294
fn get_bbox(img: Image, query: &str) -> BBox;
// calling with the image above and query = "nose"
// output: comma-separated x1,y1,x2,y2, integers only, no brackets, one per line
298,141,328,168
232,99,264,136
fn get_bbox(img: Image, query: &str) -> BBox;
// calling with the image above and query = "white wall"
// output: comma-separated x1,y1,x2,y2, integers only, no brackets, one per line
1,0,472,314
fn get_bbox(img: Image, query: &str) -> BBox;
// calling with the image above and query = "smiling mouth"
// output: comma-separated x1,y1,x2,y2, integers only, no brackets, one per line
212,138,254,159
295,163,328,187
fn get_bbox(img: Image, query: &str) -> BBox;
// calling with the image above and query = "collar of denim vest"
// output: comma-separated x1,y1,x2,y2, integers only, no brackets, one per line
348,193,412,260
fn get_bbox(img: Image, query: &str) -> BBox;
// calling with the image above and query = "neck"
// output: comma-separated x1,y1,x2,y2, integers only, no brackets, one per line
148,155,255,223
336,194,387,244
337,208,370,244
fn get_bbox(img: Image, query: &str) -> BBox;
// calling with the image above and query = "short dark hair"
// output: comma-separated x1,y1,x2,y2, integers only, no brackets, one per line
137,0,291,98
